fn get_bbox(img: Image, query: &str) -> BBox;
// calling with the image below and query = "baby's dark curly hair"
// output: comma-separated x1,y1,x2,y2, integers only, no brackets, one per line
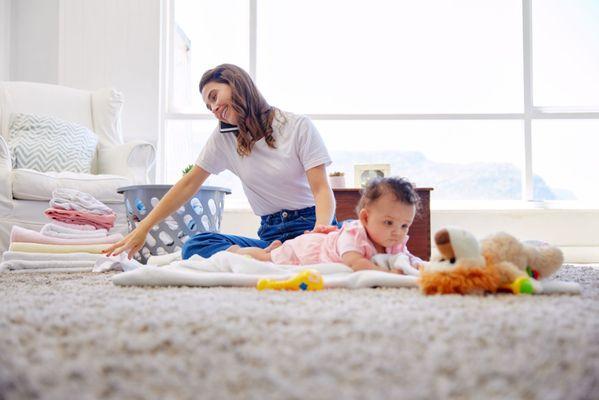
355,177,421,215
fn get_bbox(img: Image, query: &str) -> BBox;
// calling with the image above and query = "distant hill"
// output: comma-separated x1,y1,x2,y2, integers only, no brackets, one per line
203,150,575,203
329,150,576,200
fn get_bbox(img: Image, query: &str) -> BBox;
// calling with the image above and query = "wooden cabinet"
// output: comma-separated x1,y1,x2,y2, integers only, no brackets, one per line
332,188,433,260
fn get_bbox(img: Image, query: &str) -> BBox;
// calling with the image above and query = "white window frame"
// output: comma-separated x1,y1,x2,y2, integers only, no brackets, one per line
158,0,599,209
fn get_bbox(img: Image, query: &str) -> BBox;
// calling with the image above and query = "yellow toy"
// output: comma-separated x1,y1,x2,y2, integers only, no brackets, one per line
257,269,324,291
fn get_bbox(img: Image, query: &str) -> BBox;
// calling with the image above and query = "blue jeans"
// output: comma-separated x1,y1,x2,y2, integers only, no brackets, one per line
181,206,339,259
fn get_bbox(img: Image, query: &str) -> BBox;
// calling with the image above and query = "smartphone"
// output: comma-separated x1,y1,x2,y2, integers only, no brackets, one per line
219,121,239,133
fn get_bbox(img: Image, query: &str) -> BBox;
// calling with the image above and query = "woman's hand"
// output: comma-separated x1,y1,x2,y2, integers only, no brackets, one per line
102,226,149,260
305,224,339,234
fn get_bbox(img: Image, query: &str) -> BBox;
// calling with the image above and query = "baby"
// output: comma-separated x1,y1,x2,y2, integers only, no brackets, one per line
230,177,423,273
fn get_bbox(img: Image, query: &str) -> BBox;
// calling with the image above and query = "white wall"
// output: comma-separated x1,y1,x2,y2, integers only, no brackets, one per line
220,208,599,263
432,209,599,263
0,0,10,81
58,0,161,144
10,0,59,83
5,0,161,147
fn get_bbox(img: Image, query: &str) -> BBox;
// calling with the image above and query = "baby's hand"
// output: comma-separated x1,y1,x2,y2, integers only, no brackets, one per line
371,254,393,270
386,267,407,275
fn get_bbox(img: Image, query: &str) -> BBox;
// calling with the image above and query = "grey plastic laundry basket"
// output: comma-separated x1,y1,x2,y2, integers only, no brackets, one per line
118,184,231,264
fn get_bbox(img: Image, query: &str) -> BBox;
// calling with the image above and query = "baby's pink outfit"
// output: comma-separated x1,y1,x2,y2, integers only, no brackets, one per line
270,220,421,266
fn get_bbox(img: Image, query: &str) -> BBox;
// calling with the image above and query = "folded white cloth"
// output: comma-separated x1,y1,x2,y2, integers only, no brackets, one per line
9,267,92,273
41,223,108,239
1,251,104,262
0,260,96,272
147,251,182,266
0,251,105,272
50,188,114,215
52,221,97,231
9,242,111,254
111,251,420,289
11,226,122,245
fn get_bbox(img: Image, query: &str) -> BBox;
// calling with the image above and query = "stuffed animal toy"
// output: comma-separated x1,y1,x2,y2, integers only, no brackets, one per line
480,232,563,280
419,227,580,295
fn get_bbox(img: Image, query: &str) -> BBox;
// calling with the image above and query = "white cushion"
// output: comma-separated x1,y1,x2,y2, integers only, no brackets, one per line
0,82,124,147
12,169,130,203
0,82,94,140
91,88,124,147
8,113,98,173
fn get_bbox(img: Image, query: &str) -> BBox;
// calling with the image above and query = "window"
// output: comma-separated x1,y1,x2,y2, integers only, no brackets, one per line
257,0,523,114
532,120,599,202
316,120,525,200
163,0,599,209
171,0,249,113
532,0,599,108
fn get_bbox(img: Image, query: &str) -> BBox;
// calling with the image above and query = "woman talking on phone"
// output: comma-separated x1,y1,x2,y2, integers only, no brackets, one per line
104,64,339,260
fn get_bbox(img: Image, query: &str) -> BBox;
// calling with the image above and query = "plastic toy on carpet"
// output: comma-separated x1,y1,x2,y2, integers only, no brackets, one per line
257,269,324,291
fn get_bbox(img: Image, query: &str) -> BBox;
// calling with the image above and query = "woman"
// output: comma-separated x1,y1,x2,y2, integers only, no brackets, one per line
104,64,339,260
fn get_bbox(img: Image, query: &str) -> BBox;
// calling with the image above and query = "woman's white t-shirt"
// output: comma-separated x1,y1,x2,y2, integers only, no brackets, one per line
195,110,331,216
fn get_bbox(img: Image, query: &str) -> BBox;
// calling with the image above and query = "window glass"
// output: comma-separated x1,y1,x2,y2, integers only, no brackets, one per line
258,0,523,114
532,120,599,202
532,0,599,108
315,120,525,200
172,0,249,113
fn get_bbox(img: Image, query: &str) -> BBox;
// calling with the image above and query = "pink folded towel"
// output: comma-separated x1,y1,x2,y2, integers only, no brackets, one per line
10,225,123,245
44,208,117,230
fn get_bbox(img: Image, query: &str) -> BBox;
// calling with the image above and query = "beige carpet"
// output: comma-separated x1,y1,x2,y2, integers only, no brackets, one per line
0,265,598,400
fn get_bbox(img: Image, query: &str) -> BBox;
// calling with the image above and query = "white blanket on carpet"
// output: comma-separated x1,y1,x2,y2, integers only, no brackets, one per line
111,251,419,289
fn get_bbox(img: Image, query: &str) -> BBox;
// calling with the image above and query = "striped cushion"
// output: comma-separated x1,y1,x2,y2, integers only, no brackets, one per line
8,113,98,173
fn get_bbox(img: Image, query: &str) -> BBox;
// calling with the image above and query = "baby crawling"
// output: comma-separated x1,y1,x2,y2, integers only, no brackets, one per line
230,177,423,274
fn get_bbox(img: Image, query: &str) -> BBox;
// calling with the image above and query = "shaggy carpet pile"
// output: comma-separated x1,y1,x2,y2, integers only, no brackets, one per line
0,265,597,400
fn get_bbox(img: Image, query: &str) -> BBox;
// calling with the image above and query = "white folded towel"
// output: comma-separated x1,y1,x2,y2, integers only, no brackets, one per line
0,251,105,272
41,223,108,239
10,267,92,273
9,242,111,254
0,259,96,272
50,188,114,215
1,251,104,262
52,221,97,231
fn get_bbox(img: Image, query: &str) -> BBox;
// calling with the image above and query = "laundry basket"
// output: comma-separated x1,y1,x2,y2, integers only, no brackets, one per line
117,184,231,264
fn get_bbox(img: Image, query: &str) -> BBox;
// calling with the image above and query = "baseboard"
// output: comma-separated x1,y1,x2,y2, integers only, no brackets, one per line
559,246,599,264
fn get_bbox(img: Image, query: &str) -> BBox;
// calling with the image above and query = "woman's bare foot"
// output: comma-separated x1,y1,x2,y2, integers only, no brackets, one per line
264,240,282,253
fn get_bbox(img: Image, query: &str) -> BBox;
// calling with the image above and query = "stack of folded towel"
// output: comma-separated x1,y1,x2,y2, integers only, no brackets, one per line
0,188,123,273
45,188,117,230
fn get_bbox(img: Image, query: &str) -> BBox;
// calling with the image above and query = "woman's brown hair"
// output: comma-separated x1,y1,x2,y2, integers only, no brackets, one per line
200,64,276,156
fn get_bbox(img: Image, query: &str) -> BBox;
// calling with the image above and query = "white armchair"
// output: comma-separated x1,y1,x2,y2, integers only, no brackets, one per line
0,81,156,251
